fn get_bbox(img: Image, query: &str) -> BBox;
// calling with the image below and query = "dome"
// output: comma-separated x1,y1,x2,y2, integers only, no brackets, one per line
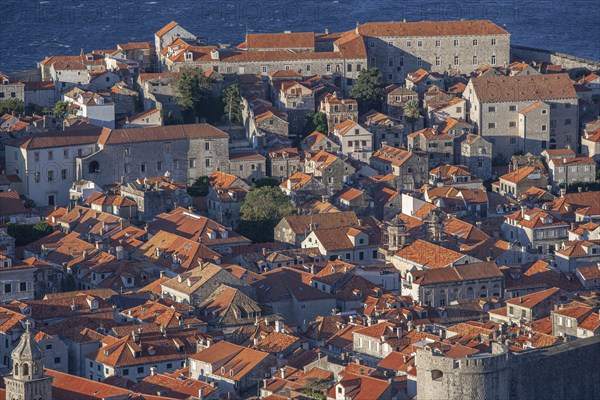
11,320,43,361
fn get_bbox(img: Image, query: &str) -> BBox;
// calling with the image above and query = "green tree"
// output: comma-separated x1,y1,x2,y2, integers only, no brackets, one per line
0,98,24,115
174,67,213,122
253,177,279,188
7,222,53,247
403,99,421,133
349,67,382,111
223,84,243,129
299,111,328,145
187,176,209,197
237,187,295,242
53,100,71,117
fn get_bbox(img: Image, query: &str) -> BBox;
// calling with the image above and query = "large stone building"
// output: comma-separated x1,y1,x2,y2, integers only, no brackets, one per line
4,125,102,207
416,335,600,400
464,74,579,157
77,124,230,187
357,20,510,84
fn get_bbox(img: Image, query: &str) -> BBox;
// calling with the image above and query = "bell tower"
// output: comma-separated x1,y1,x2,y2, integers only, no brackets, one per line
3,320,53,400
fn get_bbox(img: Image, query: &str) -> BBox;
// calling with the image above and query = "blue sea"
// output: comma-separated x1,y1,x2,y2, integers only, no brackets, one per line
0,0,598,72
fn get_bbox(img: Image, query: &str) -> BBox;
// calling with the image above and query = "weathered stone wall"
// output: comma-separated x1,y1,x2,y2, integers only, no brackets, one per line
511,45,600,71
416,335,600,400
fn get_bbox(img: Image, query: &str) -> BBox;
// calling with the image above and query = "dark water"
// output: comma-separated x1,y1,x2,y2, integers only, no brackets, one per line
0,0,599,72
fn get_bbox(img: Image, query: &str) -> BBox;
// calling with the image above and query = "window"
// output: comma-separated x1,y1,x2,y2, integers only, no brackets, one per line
541,125,547,131
261,66,267,73
488,106,496,112
417,57,422,67
205,142,210,150
417,40,422,47
347,64,352,72
564,119,571,125
20,282,27,291
124,147,130,156
454,39,459,46
435,39,440,47
205,159,211,167
137,366,144,374
47,170,54,182
61,169,67,180
488,122,496,129
491,55,497,65
509,121,516,128
156,161,162,171
124,164,130,174
54,357,61,364
4,284,11,293
388,57,394,67
399,57,404,67
34,152,39,162
473,39,478,46
326,64,332,72
406,40,411,47
370,41,375,48
48,151,53,160
189,159,196,168
453,55,459,65
472,55,478,65
123,369,129,376
491,38,497,45
306,64,311,72
435,56,441,66
140,163,146,173
509,105,516,112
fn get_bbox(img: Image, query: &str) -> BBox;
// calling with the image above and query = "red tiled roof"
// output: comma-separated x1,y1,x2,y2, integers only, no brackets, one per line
357,20,508,37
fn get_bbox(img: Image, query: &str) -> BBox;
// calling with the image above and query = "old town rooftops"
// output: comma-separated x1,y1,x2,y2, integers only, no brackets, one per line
470,73,577,103
98,124,228,145
356,20,508,37
410,262,502,285
394,239,468,269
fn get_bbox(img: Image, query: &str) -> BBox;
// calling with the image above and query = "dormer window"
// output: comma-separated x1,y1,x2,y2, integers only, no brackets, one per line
86,55,93,61
184,52,193,61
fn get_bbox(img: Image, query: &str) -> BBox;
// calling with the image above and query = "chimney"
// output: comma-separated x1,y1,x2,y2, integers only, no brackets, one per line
150,366,157,376
275,320,282,333
116,246,124,261
210,49,220,60
324,28,329,34
95,241,102,250
198,388,204,399
280,368,285,379
521,205,527,218
396,327,403,339
253,337,259,346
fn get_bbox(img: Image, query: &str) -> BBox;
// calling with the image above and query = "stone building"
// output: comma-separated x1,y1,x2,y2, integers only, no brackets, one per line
501,207,569,256
383,84,418,117
320,93,359,131
119,176,191,221
405,262,504,307
0,72,25,102
227,151,266,183
362,110,405,149
300,131,341,152
267,148,304,182
137,72,183,123
546,156,597,186
459,133,493,180
357,20,510,84
581,124,600,162
274,211,360,246
77,124,230,187
304,150,355,192
370,145,428,190
4,124,102,207
332,120,373,162
418,335,600,400
279,172,328,206
206,171,250,229
4,321,53,400
275,80,315,136
496,166,548,198
464,74,579,157
154,21,198,67
163,30,367,96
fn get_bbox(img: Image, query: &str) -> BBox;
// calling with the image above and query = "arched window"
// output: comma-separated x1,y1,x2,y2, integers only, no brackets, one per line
466,287,474,299
13,362,19,376
88,161,100,174
431,369,443,381
22,363,29,376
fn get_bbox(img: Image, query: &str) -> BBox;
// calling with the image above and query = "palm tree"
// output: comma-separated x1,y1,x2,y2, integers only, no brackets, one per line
403,99,421,133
